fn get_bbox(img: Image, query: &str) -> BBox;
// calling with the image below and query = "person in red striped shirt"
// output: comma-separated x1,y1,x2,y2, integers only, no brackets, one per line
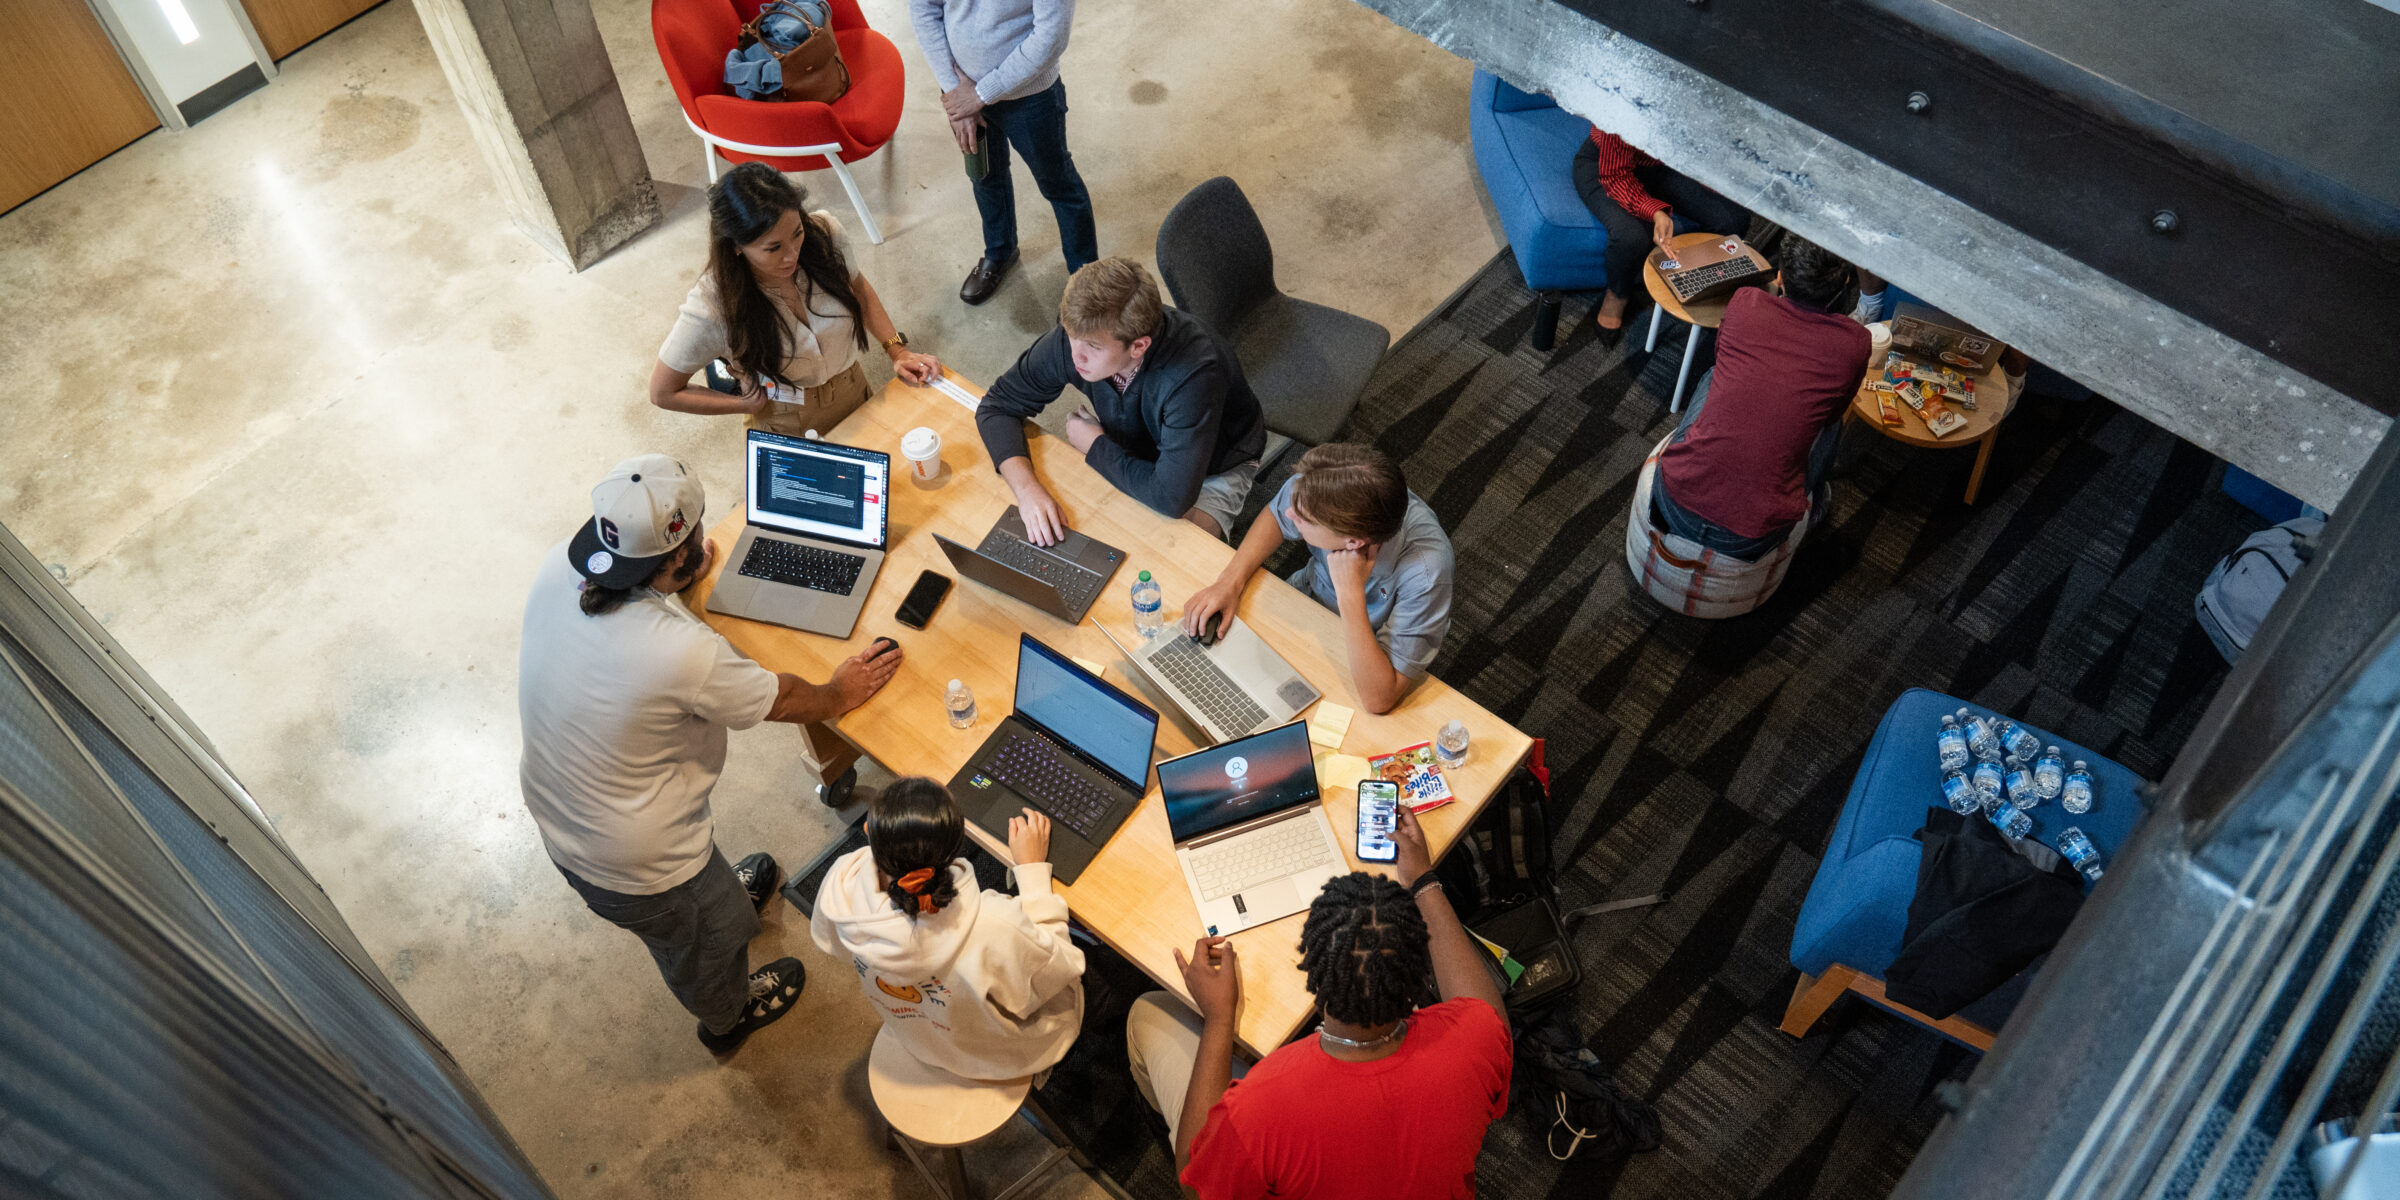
1572,126,1756,340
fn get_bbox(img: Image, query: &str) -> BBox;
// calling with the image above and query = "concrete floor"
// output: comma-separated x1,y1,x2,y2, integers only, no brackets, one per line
0,0,1497,1195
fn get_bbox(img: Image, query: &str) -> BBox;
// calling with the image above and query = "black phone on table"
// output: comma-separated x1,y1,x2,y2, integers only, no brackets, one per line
895,570,953,629
1356,779,1400,863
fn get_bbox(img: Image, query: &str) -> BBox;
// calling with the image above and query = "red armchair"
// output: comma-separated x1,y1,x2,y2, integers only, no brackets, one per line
652,0,905,242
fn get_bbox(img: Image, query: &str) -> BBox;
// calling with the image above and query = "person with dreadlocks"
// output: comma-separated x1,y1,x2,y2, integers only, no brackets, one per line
1126,805,1512,1198
811,777,1086,1080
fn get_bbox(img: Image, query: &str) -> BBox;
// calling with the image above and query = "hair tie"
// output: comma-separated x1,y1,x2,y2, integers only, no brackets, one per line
896,867,938,914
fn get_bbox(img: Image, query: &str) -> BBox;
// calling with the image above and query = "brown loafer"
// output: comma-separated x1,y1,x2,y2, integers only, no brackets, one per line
960,253,1016,305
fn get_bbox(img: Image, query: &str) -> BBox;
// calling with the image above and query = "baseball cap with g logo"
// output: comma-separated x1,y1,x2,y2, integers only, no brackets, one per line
566,454,706,588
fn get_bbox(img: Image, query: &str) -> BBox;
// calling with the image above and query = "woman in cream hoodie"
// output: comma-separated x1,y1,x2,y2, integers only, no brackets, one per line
811,777,1085,1081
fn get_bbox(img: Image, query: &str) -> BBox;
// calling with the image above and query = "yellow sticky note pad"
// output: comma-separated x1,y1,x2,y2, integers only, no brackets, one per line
1070,656,1106,677
1316,753,1371,792
1308,701,1355,750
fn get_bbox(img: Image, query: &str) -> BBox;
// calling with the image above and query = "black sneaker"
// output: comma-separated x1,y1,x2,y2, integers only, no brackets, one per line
696,957,806,1055
732,852,780,912
816,765,859,809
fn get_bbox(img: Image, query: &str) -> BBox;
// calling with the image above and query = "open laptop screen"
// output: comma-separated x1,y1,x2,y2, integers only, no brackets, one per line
1160,721,1319,842
1014,636,1157,788
744,431,889,549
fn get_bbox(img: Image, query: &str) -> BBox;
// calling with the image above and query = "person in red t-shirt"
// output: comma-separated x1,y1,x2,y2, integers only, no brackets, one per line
1124,806,1513,1200
1649,234,1872,561
1573,126,1755,341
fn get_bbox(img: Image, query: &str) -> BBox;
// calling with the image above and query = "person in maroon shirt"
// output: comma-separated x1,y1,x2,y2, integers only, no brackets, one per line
1573,126,1755,341
1651,235,1872,560
1124,805,1513,1200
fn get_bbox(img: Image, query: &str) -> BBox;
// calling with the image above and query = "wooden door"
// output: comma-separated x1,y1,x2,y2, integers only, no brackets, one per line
0,0,161,214
239,0,383,59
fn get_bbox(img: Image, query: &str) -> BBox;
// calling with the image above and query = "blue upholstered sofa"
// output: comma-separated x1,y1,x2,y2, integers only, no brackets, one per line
1783,688,2150,1047
1468,70,1611,350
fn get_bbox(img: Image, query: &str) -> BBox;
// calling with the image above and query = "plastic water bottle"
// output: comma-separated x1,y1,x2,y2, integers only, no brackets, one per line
2057,826,2104,881
2035,746,2065,801
1131,571,1165,638
1940,770,1979,815
2062,761,2095,815
2000,720,2041,763
1985,797,2033,839
1936,716,1970,773
2005,766,2039,810
1971,759,2005,807
1435,720,1471,770
1959,708,1999,760
944,679,976,729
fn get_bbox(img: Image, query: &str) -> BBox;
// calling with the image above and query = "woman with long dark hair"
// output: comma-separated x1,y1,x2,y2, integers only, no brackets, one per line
810,777,1085,1081
651,162,940,436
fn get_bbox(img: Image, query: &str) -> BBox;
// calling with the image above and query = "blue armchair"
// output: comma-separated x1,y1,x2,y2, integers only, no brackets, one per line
1782,688,2150,1049
1468,70,1612,351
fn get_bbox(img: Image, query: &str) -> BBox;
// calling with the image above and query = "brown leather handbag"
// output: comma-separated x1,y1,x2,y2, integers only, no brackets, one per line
735,2,850,105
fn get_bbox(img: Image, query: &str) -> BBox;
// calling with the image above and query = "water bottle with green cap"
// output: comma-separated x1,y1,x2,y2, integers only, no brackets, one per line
1131,571,1164,638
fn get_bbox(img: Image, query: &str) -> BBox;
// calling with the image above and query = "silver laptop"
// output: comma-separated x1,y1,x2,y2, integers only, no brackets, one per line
704,430,890,637
934,507,1125,623
1098,620,1320,744
1160,721,1345,936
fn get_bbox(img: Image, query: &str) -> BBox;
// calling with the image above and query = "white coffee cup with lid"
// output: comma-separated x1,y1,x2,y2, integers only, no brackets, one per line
901,426,942,481
1867,322,1894,359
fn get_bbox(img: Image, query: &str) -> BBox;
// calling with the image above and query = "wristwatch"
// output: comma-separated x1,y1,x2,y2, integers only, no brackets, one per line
881,330,910,352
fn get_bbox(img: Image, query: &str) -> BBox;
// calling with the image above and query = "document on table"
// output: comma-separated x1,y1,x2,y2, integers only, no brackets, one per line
927,376,979,412
1308,701,1355,750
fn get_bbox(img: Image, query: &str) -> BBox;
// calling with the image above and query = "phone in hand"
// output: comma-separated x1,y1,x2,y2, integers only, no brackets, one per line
1355,780,1400,863
895,570,952,630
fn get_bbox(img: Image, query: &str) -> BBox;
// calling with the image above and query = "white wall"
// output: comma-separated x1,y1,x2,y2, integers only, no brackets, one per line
92,0,263,107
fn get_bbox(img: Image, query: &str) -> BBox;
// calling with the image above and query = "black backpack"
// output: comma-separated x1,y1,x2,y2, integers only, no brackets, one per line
1434,741,1578,1008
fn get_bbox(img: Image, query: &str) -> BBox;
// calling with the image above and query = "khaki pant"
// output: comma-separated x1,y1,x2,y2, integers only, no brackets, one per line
745,360,872,439
1126,992,1251,1145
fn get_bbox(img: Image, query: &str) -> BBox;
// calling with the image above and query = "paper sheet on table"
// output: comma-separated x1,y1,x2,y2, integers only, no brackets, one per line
1069,656,1106,677
1315,752,1370,792
1308,701,1355,750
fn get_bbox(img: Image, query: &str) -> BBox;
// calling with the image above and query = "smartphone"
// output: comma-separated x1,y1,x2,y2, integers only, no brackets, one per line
1356,780,1400,863
895,570,952,630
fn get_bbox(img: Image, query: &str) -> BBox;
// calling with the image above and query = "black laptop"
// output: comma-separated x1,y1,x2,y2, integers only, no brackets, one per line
947,634,1158,884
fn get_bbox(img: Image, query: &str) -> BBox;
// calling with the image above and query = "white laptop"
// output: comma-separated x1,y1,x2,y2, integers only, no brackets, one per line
1098,618,1320,744
703,430,890,638
1159,721,1345,936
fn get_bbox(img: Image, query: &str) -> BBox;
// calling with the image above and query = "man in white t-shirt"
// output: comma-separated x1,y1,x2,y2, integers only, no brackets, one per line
519,455,901,1055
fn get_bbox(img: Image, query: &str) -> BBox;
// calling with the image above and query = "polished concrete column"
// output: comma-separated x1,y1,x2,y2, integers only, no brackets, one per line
409,0,657,269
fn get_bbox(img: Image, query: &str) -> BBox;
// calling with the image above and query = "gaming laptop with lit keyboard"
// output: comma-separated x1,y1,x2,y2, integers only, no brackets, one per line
705,430,890,638
948,634,1159,884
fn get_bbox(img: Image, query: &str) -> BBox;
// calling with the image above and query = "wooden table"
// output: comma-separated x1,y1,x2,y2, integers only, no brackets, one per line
1640,230,1748,414
690,371,1534,1056
1845,352,2015,504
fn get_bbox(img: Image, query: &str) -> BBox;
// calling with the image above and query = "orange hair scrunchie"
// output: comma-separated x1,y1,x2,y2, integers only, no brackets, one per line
895,867,939,913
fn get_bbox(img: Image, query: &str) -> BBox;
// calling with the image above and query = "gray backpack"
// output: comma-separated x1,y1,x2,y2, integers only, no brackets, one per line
2196,516,2322,662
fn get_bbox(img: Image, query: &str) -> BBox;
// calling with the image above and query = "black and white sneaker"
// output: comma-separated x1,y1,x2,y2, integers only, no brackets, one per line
732,852,781,912
696,957,806,1055
816,765,859,809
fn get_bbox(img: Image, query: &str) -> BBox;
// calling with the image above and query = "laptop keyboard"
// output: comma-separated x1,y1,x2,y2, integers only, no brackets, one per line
1664,256,1772,303
1188,817,1336,901
985,734,1116,839
1150,636,1268,736
737,538,866,596
976,533,1104,611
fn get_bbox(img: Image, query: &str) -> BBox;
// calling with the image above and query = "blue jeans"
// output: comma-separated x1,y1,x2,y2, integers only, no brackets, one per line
1651,369,1840,560
974,80,1098,271
557,846,759,1035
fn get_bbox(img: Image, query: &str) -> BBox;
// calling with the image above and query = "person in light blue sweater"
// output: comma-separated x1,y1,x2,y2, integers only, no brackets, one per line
909,0,1097,304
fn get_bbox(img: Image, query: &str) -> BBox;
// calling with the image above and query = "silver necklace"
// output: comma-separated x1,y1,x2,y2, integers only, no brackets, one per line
1319,1018,1408,1049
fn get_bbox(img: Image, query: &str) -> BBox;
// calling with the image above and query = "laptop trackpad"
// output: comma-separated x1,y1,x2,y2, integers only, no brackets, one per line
1234,877,1300,924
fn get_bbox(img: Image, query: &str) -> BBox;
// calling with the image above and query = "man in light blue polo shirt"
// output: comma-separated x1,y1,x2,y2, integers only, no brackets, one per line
1183,444,1455,714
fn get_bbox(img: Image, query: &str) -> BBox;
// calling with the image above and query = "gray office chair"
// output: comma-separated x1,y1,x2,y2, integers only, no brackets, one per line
1155,177,1390,462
